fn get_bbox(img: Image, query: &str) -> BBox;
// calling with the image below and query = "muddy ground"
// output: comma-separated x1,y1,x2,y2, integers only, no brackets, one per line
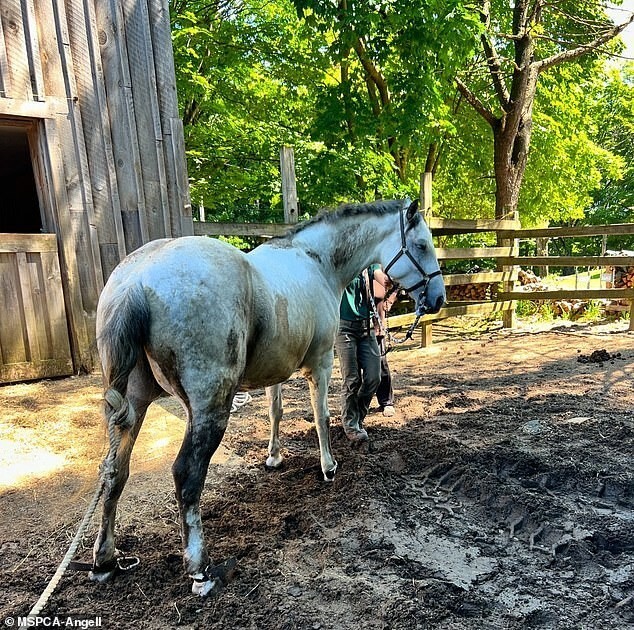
1,319,633,629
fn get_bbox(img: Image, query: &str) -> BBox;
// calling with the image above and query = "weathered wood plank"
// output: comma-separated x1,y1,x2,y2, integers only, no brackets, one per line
147,0,179,125
79,0,127,265
280,146,298,223
498,256,634,267
0,358,73,384
148,0,191,238
15,252,41,361
387,301,516,328
0,12,10,97
42,116,92,370
429,217,521,235
31,0,65,98
498,289,634,301
169,117,193,236
0,97,57,117
27,251,52,359
53,0,104,298
121,0,170,240
39,250,72,361
0,253,27,365
436,246,516,260
22,0,44,100
0,233,57,253
498,223,634,239
193,221,289,238
0,0,31,100
64,0,124,283
94,0,147,252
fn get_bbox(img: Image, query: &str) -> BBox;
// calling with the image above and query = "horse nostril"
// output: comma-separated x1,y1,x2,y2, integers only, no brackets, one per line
434,295,444,312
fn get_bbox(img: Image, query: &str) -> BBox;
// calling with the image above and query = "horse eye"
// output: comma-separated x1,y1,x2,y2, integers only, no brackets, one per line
416,241,427,252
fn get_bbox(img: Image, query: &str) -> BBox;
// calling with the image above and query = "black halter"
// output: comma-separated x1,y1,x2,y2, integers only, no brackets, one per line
383,202,442,295
380,202,443,342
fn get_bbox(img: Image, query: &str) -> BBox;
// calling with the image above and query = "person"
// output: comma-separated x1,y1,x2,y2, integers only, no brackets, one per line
335,265,385,443
371,272,397,417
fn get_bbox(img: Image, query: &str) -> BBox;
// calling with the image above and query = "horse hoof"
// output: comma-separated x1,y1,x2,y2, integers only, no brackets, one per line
89,567,117,583
323,461,338,481
192,577,221,597
265,454,283,469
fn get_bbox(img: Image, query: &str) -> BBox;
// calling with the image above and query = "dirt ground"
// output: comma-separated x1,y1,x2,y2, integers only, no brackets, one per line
1,318,633,629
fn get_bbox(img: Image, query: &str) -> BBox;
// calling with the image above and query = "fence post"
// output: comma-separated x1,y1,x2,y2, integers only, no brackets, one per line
536,237,548,277
420,321,433,348
280,146,298,224
420,171,433,223
500,211,520,329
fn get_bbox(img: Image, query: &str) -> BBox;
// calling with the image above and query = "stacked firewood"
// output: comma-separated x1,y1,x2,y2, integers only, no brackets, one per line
447,283,492,301
605,266,634,289
517,269,548,291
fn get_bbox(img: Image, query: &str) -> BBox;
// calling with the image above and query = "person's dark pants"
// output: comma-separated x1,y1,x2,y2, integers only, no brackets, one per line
335,319,381,439
375,335,394,408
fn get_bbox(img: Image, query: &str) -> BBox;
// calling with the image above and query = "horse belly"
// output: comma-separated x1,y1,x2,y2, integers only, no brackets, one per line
239,344,305,389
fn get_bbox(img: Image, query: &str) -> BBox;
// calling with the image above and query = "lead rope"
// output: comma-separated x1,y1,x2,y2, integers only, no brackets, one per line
28,406,123,617
369,283,422,348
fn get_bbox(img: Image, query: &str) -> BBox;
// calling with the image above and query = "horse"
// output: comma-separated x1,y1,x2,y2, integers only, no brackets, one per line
91,198,445,595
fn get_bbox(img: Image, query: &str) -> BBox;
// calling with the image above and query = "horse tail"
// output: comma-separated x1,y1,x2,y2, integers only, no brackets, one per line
98,283,151,431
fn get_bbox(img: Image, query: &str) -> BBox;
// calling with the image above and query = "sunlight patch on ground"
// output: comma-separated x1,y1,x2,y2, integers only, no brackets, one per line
0,437,68,488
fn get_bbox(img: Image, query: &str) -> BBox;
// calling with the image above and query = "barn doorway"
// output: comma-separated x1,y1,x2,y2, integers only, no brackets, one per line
0,118,73,383
0,123,43,233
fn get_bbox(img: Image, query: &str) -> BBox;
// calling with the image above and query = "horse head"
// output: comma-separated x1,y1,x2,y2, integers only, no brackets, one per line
382,199,446,316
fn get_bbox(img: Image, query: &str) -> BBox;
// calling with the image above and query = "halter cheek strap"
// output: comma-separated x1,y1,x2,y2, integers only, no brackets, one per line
383,202,442,294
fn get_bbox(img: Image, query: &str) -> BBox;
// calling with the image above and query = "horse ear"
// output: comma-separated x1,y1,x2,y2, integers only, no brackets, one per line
406,199,419,222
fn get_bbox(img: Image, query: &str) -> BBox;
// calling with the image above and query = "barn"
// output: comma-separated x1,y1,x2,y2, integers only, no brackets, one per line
0,0,193,383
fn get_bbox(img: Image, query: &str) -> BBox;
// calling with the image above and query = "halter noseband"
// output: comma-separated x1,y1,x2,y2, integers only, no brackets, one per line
383,202,442,295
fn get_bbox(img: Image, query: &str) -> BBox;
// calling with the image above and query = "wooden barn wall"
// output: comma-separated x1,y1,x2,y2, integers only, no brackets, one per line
0,0,193,371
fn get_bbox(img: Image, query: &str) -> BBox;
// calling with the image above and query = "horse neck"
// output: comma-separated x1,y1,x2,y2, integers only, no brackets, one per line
294,213,395,292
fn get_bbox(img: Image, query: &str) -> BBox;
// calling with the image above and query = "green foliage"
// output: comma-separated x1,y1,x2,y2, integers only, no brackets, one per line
520,64,624,227
171,0,328,220
170,0,632,229
586,62,634,243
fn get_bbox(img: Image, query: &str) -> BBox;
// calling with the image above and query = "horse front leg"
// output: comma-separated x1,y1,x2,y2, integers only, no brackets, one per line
265,384,284,469
172,402,230,596
306,351,338,481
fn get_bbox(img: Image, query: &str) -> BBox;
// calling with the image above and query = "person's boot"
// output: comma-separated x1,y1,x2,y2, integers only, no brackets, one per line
342,416,369,442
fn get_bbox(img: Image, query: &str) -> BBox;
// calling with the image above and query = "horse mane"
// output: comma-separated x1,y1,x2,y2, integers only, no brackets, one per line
276,199,406,241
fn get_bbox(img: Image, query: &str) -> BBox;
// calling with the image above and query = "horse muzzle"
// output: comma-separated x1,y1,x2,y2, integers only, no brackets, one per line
415,292,445,316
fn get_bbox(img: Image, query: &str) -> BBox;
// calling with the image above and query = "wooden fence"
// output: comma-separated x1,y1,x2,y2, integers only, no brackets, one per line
193,217,634,345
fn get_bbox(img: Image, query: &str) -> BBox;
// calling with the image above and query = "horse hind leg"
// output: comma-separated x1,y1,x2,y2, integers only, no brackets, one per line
92,356,162,581
265,384,284,469
172,394,232,596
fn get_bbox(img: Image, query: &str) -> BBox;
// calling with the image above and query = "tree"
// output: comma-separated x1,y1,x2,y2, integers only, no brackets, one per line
455,0,634,219
171,0,327,220
292,0,481,190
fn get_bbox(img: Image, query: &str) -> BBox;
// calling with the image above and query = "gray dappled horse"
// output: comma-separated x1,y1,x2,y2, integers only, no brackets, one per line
92,198,445,595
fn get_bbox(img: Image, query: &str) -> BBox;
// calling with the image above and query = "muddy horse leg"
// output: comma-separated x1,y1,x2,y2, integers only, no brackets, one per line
92,358,162,580
306,351,338,481
265,384,283,469
172,397,231,596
